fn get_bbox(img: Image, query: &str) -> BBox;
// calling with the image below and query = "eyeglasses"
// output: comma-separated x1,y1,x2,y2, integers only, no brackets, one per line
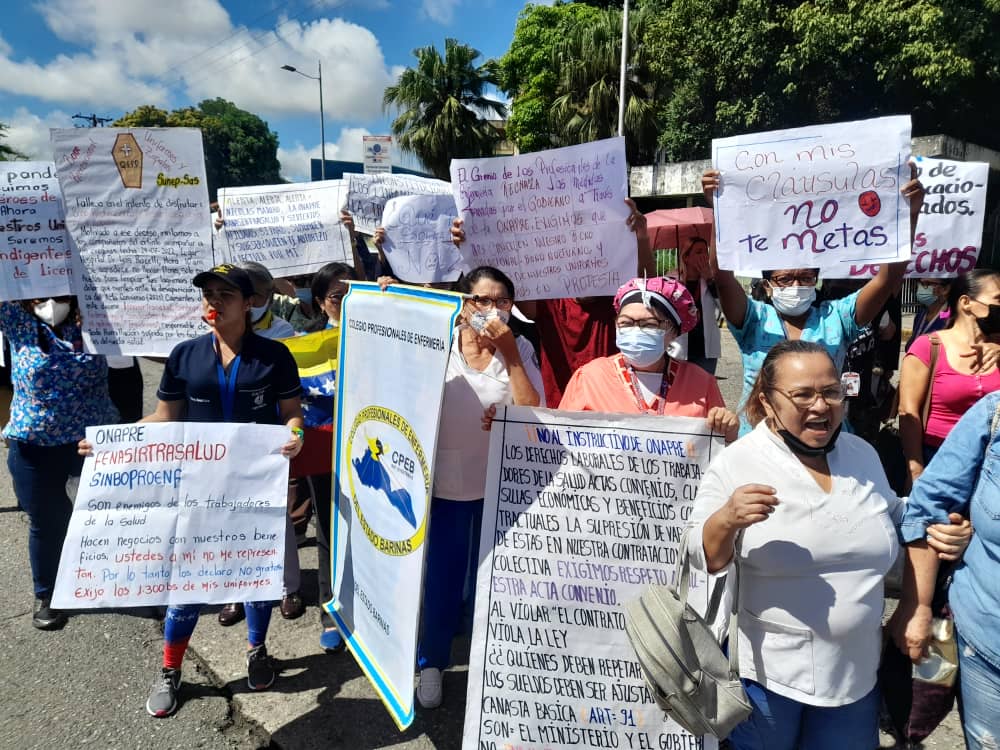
769,385,846,409
616,315,669,331
918,280,946,289
469,295,513,310
324,292,346,303
769,273,818,287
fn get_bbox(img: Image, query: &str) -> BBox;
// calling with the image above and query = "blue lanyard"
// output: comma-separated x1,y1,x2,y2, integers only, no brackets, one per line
215,349,242,422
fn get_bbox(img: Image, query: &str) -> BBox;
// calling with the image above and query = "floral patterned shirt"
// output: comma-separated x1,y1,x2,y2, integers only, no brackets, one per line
1,302,118,445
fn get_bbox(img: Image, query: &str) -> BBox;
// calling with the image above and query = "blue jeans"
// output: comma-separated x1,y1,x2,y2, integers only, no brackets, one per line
956,631,1000,750
7,440,83,600
417,498,483,669
728,681,879,750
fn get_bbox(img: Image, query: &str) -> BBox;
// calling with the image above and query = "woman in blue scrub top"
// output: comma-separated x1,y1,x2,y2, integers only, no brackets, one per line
701,169,925,434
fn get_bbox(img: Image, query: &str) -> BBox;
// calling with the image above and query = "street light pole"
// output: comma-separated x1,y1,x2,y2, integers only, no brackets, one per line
281,61,326,181
618,0,629,138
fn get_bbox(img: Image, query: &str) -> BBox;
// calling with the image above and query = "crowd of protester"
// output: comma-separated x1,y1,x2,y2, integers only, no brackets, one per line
2,162,998,749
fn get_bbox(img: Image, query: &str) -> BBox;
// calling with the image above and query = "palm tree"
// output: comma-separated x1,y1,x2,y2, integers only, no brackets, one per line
0,121,26,161
384,38,507,180
550,6,660,164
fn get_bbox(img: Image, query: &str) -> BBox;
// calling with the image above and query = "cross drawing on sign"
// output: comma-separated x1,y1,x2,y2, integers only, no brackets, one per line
119,143,132,157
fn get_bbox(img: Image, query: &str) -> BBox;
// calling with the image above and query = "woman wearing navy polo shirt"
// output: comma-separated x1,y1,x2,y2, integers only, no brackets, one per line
142,264,304,718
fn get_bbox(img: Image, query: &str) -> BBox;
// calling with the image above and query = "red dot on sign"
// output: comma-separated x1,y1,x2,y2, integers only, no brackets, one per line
858,191,881,217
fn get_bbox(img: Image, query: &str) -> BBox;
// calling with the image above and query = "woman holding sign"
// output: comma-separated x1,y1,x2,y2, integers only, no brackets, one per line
687,340,971,750
701,169,924,435
80,264,305,718
558,276,739,443
2,296,118,631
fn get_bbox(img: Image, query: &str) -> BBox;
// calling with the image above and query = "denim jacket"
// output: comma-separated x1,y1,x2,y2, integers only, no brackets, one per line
900,390,1000,668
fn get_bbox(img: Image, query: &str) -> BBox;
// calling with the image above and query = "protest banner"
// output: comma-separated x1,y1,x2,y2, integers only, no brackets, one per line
363,135,392,175
712,115,912,274
832,157,990,279
464,407,723,750
450,137,634,300
217,181,352,276
380,194,467,283
344,172,453,235
0,161,73,301
52,422,289,609
329,281,463,729
51,127,213,355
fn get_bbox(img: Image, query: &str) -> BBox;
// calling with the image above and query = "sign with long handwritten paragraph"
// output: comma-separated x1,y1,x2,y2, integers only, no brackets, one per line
217,181,352,276
712,116,912,274
450,137,634,300
51,127,213,355
52,422,290,609
464,407,722,750
381,194,467,282
344,173,452,235
330,282,463,730
0,162,73,301
834,157,990,279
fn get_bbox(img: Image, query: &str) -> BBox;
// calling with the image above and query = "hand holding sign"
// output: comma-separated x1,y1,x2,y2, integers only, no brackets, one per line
380,194,466,283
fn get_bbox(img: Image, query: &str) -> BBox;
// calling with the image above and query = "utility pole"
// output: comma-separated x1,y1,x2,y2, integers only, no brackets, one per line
72,113,113,128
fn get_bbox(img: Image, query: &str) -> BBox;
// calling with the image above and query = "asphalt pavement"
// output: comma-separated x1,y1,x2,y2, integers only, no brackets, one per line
0,325,966,749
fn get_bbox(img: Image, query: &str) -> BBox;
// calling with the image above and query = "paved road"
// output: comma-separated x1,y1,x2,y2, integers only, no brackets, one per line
0,327,965,749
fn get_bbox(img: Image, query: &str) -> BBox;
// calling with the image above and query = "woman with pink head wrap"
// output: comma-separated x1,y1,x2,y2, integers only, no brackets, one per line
559,276,739,442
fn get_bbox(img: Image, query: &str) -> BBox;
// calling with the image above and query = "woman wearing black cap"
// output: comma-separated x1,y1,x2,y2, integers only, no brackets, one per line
83,263,304,718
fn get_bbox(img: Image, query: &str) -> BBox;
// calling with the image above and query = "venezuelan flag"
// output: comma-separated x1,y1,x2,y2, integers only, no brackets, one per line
280,328,338,478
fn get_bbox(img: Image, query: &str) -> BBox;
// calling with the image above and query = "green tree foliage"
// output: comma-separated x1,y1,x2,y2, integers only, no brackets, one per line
647,0,1000,161
383,38,506,181
551,4,660,164
0,121,27,161
114,99,281,200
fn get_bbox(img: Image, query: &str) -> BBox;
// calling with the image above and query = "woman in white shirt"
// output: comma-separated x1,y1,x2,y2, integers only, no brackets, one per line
417,266,543,710
687,339,971,749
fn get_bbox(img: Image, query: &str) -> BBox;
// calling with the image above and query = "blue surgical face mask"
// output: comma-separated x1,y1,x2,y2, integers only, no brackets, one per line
616,326,667,369
916,285,938,307
295,288,313,306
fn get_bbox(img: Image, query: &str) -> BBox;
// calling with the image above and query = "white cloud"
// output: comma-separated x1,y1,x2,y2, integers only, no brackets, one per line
1,107,75,161
421,0,460,24
0,1,399,120
278,126,374,182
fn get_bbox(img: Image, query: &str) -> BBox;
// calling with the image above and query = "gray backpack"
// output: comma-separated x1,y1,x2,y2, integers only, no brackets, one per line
624,531,751,739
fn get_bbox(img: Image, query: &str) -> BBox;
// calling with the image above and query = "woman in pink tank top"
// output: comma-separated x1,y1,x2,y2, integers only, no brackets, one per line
898,269,1000,491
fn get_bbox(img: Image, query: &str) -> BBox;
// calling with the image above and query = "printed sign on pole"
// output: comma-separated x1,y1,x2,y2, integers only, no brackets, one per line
712,115,912,274
329,282,463,730
363,135,392,175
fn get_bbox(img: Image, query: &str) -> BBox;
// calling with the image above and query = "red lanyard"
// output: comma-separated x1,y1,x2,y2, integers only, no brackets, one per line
616,354,674,415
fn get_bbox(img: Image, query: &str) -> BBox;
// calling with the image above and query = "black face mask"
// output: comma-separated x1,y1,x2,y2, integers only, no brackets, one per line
975,303,1000,337
776,424,842,457
768,401,842,457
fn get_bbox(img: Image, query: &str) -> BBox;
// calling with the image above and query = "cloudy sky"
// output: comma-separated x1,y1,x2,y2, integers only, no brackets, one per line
0,0,535,181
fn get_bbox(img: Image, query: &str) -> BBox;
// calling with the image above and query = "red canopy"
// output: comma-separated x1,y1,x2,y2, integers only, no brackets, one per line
644,207,714,252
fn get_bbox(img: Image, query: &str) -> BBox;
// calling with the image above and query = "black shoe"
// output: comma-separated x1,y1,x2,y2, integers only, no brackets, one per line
247,644,276,691
32,599,67,630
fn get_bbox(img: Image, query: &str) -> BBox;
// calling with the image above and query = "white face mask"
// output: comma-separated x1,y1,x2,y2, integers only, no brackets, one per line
34,299,71,327
770,285,816,317
250,303,269,323
468,308,510,332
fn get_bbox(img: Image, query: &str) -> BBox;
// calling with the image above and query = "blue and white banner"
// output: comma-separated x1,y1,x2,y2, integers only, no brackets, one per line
328,281,462,729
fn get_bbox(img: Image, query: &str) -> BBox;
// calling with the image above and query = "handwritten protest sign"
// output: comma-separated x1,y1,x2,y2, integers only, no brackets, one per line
217,181,352,276
344,173,452,235
51,127,213,355
0,162,72,301
381,194,467,282
464,407,722,750
833,157,990,279
450,137,634,300
712,116,912,273
330,282,463,729
52,422,289,609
